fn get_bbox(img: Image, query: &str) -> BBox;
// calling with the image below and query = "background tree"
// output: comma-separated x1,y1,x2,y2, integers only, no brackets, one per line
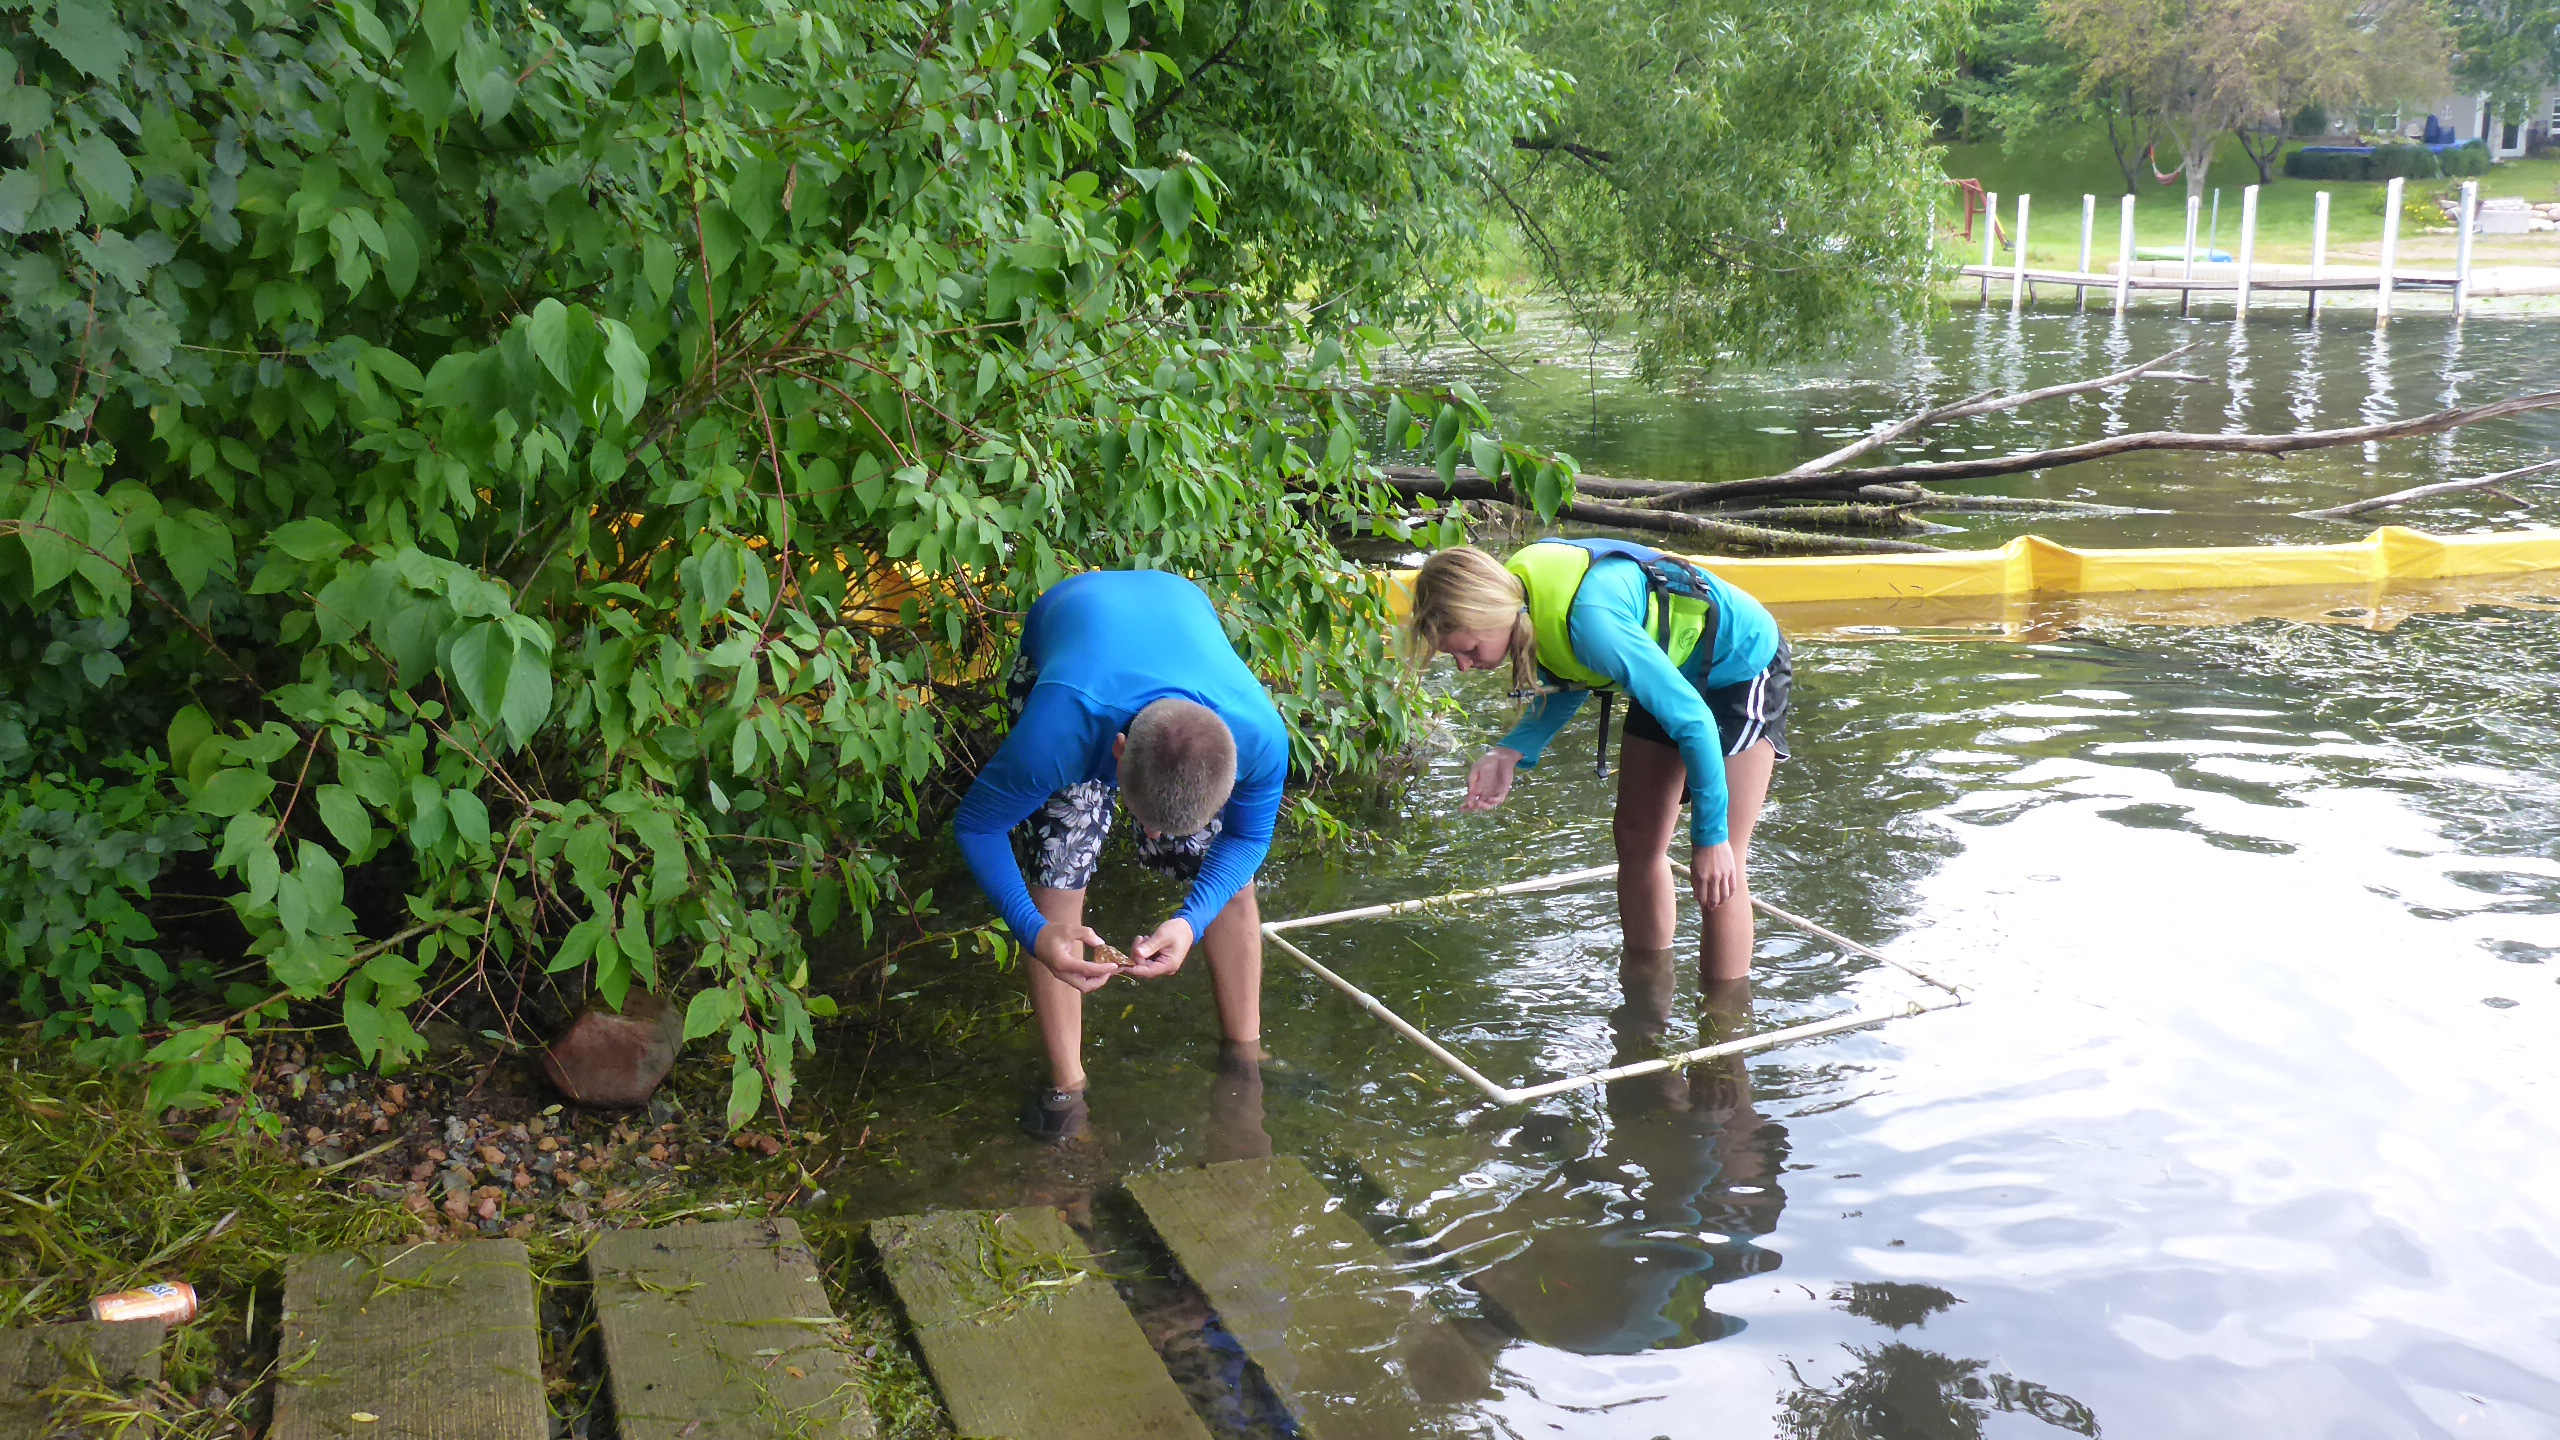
2050,0,2449,199
2443,0,2560,132
1497,0,1966,379
1930,0,2159,193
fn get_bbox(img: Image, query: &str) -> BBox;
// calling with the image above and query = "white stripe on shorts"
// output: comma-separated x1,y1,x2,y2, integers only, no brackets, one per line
1728,668,1768,755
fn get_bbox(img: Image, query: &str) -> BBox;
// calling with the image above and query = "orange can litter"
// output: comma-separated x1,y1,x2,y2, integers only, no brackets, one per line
90,1281,197,1324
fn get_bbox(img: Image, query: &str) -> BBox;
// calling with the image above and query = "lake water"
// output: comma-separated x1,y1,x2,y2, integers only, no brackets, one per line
817,304,2560,1438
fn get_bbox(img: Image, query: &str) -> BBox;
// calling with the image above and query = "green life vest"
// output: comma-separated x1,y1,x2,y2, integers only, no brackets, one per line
1503,539,1716,692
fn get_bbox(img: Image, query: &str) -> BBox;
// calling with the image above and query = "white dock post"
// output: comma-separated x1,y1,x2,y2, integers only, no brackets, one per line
2077,193,2096,310
2180,194,2201,316
2376,176,2403,323
2233,183,2259,319
2011,193,2032,311
2454,178,2478,319
2114,194,2135,314
1982,190,1998,303
2307,190,2330,321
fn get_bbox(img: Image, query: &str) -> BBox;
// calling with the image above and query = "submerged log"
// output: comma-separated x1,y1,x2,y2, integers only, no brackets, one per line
2297,455,2560,521
1704,502,1943,533
1373,470,1942,553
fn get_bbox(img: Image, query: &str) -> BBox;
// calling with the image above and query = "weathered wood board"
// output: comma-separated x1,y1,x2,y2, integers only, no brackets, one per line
1126,1156,1492,1439
0,1320,164,1439
272,1239,546,1440
871,1208,1208,1440
589,1218,873,1440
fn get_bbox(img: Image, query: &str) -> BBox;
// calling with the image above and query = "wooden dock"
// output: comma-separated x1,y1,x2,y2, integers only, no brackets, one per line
592,1219,872,1440
0,1320,164,1439
2,1156,1496,1440
1950,179,2560,322
272,1239,550,1440
1125,1156,1490,1440
871,1208,1209,1440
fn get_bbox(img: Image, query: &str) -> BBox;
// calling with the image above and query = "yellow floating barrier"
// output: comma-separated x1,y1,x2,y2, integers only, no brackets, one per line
1381,528,2560,634
1691,526,2560,604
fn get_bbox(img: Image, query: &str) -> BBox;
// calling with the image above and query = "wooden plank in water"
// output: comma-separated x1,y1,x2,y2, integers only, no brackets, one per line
1126,1156,1491,1440
590,1217,873,1440
272,1239,546,1440
870,1208,1207,1440
0,1320,164,1439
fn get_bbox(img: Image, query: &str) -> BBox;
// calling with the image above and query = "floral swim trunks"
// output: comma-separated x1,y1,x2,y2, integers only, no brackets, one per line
1004,653,1219,893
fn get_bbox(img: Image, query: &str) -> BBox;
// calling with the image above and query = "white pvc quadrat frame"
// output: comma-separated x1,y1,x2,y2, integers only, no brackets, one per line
1261,861,1967,1105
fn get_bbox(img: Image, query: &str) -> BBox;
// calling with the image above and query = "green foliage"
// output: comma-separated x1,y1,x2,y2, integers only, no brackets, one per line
1929,0,2089,145
2444,0,2560,123
1501,0,1963,377
2292,140,2491,182
0,0,1557,1122
0,1054,412,1331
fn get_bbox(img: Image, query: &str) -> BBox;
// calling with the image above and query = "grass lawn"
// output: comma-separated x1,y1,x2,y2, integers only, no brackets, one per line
1936,126,2560,268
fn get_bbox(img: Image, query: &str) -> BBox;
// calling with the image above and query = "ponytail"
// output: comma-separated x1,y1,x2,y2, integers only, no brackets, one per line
1505,607,1540,696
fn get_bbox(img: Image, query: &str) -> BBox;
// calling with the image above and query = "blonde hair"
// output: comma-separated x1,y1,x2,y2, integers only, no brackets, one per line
1407,545,1542,695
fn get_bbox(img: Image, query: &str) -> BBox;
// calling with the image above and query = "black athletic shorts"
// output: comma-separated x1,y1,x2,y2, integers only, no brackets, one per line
1621,638,1793,778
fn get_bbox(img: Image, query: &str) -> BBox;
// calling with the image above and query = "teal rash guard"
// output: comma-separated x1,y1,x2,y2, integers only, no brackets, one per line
954,570,1289,948
1495,559,1779,847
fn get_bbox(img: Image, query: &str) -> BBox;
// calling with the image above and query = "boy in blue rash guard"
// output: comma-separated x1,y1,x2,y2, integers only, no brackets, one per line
953,570,1288,1140
1406,541,1791,982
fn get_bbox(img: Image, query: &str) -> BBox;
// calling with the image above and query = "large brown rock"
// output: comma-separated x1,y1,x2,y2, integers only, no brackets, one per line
541,992,682,1108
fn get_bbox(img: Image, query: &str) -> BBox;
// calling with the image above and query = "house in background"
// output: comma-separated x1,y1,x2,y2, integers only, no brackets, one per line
2336,91,2560,158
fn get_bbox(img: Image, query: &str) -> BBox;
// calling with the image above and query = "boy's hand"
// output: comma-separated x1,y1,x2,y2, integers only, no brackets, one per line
1125,917,1195,979
1031,922,1121,993
1463,746,1523,812
1691,842,1740,912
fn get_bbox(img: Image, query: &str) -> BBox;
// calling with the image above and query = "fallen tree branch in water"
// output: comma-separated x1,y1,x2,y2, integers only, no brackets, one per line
1704,502,1945,533
1784,343,2207,476
1380,467,2137,521
1555,495,1944,552
1850,485,2140,516
2297,456,2560,521
1372,471,1943,553
1639,390,2560,508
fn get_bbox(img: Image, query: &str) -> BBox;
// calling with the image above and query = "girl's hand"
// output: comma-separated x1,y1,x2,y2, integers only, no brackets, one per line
1463,747,1523,812
1691,842,1740,912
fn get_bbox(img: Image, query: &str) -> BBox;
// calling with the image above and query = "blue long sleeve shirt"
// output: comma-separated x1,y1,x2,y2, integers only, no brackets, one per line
1495,560,1779,847
954,571,1289,947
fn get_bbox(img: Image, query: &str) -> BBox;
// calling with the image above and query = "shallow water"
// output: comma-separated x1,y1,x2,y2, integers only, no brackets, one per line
815,307,2560,1438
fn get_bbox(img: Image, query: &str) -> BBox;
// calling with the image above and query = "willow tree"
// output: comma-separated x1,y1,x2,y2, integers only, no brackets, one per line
1500,0,1966,377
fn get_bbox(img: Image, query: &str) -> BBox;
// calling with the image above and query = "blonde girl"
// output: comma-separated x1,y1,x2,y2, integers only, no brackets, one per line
1409,539,1791,980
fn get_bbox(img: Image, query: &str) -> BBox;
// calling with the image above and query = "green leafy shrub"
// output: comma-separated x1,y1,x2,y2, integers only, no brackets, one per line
2369,143,2444,180
0,0,1564,1123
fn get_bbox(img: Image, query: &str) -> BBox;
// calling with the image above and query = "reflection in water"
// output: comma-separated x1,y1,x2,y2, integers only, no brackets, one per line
2359,323,2394,462
1780,1344,2101,1440
1206,1040,1274,1163
1463,953,1787,1353
1783,1283,2101,1439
